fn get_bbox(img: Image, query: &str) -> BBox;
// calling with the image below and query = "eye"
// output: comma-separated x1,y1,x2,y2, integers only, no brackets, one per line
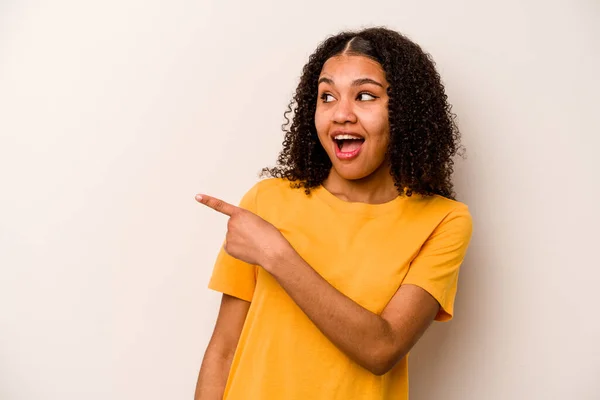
320,93,336,103
357,92,377,101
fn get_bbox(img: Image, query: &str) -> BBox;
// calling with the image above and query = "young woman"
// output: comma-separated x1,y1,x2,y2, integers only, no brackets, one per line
194,27,473,400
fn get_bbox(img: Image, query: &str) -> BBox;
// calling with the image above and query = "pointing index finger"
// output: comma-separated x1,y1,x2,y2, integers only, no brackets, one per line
195,194,239,217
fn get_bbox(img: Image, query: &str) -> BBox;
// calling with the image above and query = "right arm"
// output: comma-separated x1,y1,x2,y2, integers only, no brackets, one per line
194,294,250,400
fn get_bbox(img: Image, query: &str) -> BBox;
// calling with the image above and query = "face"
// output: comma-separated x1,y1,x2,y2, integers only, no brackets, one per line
315,54,390,182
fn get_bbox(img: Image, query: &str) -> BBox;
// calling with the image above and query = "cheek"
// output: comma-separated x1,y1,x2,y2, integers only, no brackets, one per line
314,110,329,143
314,108,326,131
364,112,390,143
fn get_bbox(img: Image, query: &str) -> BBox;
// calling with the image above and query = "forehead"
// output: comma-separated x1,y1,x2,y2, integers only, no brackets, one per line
319,55,386,80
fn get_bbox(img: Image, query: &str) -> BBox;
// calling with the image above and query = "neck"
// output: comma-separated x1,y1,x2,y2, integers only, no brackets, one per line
322,164,398,204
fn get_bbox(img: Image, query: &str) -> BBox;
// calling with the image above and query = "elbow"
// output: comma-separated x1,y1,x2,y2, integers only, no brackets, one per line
367,364,391,377
363,343,407,376
359,319,414,376
366,358,398,377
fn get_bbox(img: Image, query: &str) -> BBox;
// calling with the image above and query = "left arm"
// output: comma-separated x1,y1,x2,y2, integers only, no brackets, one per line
264,247,439,375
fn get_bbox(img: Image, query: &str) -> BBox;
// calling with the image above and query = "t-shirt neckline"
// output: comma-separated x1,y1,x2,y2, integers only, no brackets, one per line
312,184,409,216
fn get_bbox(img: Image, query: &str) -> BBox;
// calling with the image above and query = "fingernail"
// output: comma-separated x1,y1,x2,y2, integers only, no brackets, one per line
195,194,203,201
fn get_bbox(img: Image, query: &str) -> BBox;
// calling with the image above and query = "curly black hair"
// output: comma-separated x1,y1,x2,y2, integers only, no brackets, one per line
261,27,462,199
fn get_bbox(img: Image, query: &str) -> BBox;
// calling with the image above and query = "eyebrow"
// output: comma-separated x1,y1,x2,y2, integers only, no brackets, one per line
318,77,384,88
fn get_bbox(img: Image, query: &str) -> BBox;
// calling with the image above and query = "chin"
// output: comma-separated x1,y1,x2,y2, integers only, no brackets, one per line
332,164,373,181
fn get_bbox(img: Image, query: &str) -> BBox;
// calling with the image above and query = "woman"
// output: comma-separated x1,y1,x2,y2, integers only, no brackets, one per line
194,27,472,400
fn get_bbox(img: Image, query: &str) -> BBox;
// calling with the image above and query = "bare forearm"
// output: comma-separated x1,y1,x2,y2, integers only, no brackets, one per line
194,347,232,400
265,248,398,374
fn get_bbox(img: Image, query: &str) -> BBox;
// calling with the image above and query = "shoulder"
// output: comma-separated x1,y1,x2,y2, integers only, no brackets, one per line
241,178,304,214
409,193,470,217
253,177,293,193
245,177,297,199
405,194,472,237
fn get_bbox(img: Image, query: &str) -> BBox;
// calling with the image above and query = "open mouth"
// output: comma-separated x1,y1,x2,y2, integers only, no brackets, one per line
334,137,365,153
332,136,365,160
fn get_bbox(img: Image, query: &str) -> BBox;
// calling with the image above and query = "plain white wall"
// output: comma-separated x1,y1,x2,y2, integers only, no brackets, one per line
1,1,598,399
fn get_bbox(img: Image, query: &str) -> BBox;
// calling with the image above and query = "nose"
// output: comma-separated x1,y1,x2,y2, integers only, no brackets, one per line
332,97,357,124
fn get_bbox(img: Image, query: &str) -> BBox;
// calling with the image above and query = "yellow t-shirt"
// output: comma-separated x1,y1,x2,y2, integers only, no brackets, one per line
208,177,473,400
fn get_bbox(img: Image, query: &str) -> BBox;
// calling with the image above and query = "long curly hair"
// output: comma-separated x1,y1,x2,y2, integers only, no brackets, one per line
261,27,462,199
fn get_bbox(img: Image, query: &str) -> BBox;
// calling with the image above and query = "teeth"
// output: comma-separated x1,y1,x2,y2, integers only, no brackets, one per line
334,134,363,140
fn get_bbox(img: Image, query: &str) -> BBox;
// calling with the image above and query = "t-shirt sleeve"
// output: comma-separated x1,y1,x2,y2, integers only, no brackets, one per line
207,183,261,302
402,204,473,321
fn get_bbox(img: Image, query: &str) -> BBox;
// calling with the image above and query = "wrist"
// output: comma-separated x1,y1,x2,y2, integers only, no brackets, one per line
263,240,295,273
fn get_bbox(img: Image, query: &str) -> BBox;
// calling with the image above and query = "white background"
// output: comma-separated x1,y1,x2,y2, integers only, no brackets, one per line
1,1,599,399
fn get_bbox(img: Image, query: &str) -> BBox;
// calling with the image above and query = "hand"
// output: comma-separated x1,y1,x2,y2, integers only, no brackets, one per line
195,193,291,271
